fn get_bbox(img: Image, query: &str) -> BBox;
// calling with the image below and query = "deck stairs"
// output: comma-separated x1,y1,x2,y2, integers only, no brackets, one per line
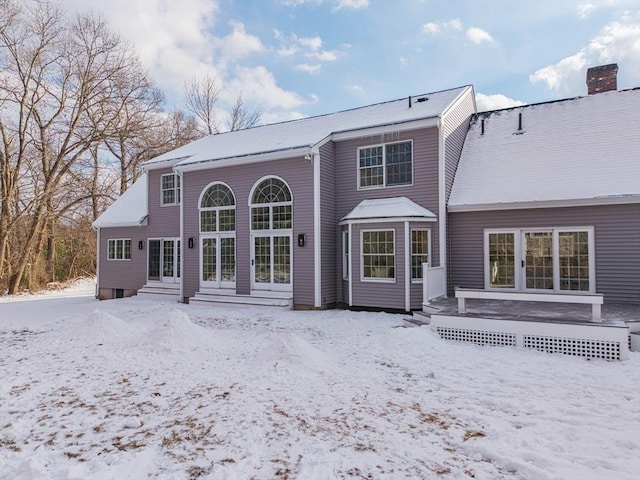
404,303,440,327
136,283,181,301
189,289,292,309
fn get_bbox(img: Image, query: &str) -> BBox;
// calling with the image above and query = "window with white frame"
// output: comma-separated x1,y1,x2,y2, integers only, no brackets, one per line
484,227,594,293
361,230,395,281
358,140,412,189
107,239,131,260
250,177,292,230
161,173,181,206
200,183,236,232
411,229,430,281
342,230,349,280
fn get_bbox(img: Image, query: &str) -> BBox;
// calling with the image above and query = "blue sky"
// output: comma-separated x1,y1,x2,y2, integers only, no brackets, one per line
61,0,640,124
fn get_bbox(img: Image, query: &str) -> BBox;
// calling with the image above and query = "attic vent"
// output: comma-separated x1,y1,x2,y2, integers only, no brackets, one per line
416,96,428,103
513,112,525,135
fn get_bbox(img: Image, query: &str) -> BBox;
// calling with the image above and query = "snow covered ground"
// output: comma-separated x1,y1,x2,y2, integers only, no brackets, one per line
0,280,638,480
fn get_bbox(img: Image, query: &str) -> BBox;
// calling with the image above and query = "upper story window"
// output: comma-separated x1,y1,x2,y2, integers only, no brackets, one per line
161,173,181,206
199,183,236,232
250,177,292,231
358,140,412,189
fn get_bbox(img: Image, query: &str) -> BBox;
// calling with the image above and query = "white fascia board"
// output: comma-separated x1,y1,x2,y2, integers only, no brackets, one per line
339,216,437,226
91,218,149,229
313,152,321,308
174,146,311,173
440,85,474,118
447,195,640,212
331,117,439,142
142,157,190,171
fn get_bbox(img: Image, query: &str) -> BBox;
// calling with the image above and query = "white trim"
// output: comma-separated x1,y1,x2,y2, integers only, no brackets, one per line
331,117,439,142
483,227,596,294
106,238,132,261
448,195,640,212
360,228,396,283
348,223,353,306
437,117,447,292
160,173,181,207
175,147,311,173
179,172,184,301
404,221,410,311
95,228,100,298
313,152,321,307
339,216,436,226
342,230,349,280
199,235,237,289
356,140,414,191
143,157,189,171
248,174,293,206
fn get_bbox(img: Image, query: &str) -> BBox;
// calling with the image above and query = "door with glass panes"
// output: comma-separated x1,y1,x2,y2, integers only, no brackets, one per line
147,238,180,283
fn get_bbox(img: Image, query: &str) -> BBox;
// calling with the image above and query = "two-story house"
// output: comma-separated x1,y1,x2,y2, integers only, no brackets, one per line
93,85,476,310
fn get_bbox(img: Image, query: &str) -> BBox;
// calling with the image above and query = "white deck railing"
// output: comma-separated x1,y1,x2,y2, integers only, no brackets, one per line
422,263,446,302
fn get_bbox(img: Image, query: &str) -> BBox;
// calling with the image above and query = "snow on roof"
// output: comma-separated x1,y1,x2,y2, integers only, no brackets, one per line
449,88,640,209
340,197,437,223
144,86,471,169
92,174,148,228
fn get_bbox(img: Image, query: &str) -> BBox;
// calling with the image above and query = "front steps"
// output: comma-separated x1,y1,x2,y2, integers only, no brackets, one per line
189,289,292,309
403,307,436,328
137,283,181,301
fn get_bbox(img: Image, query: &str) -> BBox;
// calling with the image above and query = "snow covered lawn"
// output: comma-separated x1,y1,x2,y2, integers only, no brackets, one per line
1,280,638,480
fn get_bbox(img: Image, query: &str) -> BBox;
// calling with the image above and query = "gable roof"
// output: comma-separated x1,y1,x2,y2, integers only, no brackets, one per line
448,88,640,211
143,86,472,171
340,197,437,224
92,174,148,228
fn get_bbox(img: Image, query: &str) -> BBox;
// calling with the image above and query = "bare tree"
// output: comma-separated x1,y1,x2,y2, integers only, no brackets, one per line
0,1,162,293
184,72,220,136
226,92,262,131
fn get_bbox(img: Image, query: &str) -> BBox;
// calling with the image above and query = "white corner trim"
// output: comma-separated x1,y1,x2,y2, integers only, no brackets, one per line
95,228,100,298
179,171,184,303
437,117,447,283
348,223,353,307
313,152,321,308
404,221,410,312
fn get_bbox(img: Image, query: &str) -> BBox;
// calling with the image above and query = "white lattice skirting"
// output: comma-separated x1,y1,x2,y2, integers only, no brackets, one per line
431,315,629,361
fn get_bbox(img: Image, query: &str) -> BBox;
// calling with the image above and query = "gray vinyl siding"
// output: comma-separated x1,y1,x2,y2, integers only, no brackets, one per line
320,142,337,306
443,91,474,203
448,203,640,303
351,222,407,310
182,156,315,307
334,127,441,268
97,226,147,291
96,168,180,293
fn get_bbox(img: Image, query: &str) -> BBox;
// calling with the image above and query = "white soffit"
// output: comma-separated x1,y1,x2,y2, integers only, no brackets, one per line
92,174,148,228
449,88,640,209
340,197,437,224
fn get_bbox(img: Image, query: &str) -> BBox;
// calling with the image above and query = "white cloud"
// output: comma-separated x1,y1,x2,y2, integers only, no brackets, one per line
226,66,309,110
577,3,596,19
445,19,463,31
274,32,343,73
475,93,526,112
466,27,494,44
296,63,322,74
422,22,440,35
344,83,364,94
399,57,408,69
215,21,264,60
333,0,369,10
530,12,640,93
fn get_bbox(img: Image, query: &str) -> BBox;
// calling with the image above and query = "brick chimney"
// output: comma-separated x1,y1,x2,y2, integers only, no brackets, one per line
586,63,618,95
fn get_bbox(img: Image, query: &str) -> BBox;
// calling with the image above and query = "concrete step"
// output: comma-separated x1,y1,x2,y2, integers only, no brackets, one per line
137,283,181,300
190,292,292,308
403,311,431,328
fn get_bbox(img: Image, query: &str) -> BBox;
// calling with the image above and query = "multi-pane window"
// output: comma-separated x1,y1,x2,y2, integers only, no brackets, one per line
251,178,292,230
342,231,349,280
107,239,131,260
411,229,430,281
161,173,181,206
199,183,235,232
361,230,395,281
484,228,593,293
358,141,412,189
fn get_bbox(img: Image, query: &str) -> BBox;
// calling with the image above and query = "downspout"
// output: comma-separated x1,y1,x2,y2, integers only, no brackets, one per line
95,227,100,299
404,221,410,311
178,170,185,303
437,117,448,294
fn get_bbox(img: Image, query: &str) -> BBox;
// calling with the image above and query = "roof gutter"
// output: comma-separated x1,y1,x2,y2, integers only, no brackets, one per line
448,195,640,212
174,146,312,173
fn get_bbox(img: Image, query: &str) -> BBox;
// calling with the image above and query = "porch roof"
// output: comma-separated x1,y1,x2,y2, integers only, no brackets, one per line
449,88,640,211
92,174,148,228
339,197,437,224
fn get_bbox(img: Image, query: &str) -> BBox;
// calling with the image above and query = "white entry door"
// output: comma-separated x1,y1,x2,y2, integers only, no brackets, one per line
200,236,235,289
251,235,292,291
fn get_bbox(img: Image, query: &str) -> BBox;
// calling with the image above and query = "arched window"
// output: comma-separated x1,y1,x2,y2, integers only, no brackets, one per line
200,183,235,232
250,177,292,230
